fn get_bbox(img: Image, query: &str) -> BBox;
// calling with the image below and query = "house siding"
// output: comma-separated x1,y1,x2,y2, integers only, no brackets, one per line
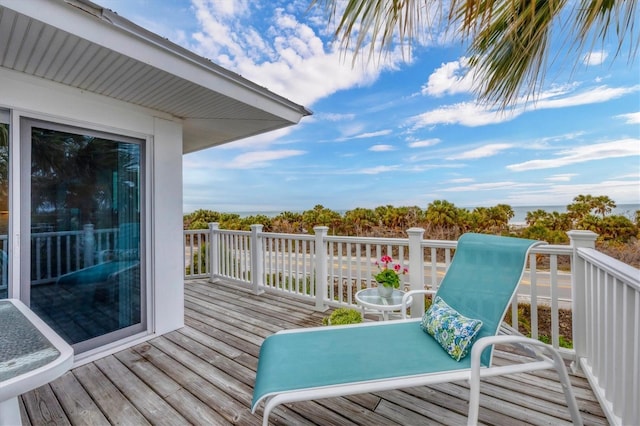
0,67,185,358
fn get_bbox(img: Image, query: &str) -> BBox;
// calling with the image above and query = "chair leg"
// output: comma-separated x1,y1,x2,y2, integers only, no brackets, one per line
548,351,584,426
467,374,481,425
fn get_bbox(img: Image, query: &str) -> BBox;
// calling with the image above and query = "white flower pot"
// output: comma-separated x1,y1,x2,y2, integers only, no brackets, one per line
377,283,394,299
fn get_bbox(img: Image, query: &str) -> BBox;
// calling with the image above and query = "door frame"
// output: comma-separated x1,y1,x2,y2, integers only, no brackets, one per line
19,117,148,353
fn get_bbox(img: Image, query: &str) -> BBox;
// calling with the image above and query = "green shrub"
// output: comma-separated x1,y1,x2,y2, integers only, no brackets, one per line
322,308,362,326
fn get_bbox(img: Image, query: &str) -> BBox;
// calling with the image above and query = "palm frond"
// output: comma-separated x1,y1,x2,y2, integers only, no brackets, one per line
313,0,639,109
462,0,566,107
312,0,434,62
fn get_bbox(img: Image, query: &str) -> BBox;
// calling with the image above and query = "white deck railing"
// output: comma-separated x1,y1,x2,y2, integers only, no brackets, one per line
183,224,639,425
569,231,640,425
0,225,118,289
184,224,575,348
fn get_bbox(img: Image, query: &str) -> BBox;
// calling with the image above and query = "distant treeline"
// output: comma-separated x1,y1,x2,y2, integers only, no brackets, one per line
184,194,639,246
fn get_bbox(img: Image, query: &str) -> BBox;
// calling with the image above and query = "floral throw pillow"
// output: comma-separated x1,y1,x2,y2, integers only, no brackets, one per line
421,296,483,361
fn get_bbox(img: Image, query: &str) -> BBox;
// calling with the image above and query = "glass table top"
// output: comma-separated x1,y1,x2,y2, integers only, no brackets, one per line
356,288,411,308
0,301,61,382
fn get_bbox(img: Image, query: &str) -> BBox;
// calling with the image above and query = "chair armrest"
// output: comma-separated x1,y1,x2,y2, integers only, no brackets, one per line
401,289,436,319
96,249,115,263
467,335,583,426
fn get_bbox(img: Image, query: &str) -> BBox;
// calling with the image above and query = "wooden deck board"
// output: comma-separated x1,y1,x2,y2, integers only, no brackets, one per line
49,371,110,426
20,279,607,425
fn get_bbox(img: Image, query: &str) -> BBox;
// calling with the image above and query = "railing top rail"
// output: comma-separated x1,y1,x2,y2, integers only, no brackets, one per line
94,227,118,233
578,246,640,290
259,232,315,241
325,235,409,245
184,229,210,234
30,230,84,237
420,240,457,249
531,244,573,256
215,229,251,236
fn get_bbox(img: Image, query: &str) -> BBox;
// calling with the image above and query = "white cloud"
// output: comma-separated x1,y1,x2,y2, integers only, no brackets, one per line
317,112,357,121
409,101,518,128
409,84,640,129
421,57,475,97
357,165,399,174
545,174,577,182
354,129,393,139
583,50,608,66
408,138,440,148
536,131,587,144
443,181,543,192
507,139,640,171
447,143,513,160
616,112,640,124
447,178,475,183
190,2,404,106
504,179,640,205
370,144,395,152
336,128,393,141
534,85,638,109
225,149,306,169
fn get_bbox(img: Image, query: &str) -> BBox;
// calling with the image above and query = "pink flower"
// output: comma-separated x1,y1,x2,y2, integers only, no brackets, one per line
373,255,409,288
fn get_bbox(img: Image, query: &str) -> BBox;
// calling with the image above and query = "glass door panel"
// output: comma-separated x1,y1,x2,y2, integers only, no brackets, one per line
0,112,8,299
22,119,145,352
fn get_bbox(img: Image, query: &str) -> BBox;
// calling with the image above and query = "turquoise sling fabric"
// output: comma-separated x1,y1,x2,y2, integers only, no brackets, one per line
252,233,538,409
57,260,138,287
252,320,470,409
57,222,140,288
434,233,537,365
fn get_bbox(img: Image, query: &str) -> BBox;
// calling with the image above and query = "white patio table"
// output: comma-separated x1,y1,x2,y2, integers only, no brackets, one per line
355,288,412,321
0,299,74,425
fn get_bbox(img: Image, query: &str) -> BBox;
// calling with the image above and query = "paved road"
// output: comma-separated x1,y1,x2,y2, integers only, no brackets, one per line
259,253,574,303
423,265,573,301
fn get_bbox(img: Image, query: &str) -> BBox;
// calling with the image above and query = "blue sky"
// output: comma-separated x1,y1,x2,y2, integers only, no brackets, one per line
99,0,640,213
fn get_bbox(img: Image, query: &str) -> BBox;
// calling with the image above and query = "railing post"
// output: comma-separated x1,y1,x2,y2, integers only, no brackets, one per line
250,224,265,295
208,222,219,283
407,227,425,318
567,229,597,370
313,226,329,312
83,223,95,267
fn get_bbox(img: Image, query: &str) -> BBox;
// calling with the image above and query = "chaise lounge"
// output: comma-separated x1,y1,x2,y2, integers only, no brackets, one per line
251,233,583,425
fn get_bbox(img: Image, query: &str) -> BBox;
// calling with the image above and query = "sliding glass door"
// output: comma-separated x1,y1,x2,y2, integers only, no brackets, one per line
21,119,145,353
0,111,8,300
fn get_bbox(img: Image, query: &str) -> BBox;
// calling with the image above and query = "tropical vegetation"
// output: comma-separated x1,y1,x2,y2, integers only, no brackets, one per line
184,194,640,267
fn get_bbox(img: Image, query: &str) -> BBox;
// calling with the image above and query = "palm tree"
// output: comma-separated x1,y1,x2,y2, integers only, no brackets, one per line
425,199,458,228
593,195,616,218
302,204,343,234
525,209,550,227
344,207,377,235
314,0,637,107
567,194,595,223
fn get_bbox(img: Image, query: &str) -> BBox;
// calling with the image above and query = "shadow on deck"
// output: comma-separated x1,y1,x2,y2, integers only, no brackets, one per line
19,279,607,425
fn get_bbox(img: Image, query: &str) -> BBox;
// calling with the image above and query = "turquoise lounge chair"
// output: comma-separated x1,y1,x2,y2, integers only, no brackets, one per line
251,233,582,425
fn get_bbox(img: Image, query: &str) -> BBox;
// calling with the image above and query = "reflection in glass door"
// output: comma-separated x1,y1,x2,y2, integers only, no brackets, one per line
21,119,145,353
0,111,8,299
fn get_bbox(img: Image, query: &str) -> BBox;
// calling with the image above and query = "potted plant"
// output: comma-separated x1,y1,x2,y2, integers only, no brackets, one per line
373,255,408,298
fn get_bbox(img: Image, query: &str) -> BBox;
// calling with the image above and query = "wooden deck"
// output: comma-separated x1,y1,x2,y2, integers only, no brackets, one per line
20,279,607,425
